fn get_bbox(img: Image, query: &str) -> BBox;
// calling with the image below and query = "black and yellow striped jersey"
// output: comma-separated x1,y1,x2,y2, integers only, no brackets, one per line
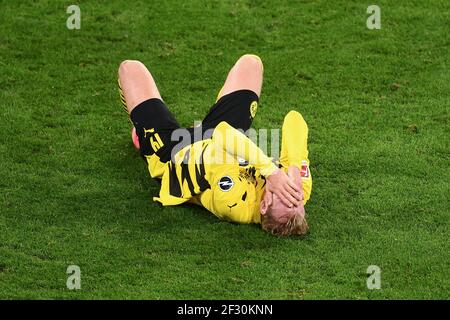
149,111,312,224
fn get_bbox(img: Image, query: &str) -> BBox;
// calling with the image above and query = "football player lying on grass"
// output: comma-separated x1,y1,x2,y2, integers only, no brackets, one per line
118,54,312,236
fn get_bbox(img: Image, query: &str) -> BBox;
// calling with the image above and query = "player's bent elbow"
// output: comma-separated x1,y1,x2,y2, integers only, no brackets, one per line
211,121,232,143
216,121,231,132
286,110,301,118
285,110,306,124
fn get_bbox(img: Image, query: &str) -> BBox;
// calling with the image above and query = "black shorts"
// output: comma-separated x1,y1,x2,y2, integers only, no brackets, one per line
130,89,259,163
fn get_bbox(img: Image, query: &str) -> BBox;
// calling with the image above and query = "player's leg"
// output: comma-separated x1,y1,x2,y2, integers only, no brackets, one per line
118,60,162,113
201,54,263,134
118,60,163,150
217,54,263,100
117,60,180,177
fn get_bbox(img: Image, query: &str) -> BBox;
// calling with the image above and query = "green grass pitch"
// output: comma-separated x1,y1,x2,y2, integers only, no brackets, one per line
0,0,449,299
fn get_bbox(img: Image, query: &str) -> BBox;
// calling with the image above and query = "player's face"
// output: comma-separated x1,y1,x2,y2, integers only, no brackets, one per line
260,192,305,224
270,194,297,223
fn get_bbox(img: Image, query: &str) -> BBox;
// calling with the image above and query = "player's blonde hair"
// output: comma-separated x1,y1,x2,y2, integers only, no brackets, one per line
261,212,309,237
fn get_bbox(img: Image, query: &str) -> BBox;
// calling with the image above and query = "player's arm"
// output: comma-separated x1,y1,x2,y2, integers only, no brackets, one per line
280,110,312,203
212,121,276,175
211,121,302,206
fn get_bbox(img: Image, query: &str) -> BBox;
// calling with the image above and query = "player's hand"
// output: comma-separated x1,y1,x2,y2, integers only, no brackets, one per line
287,165,305,202
266,169,303,208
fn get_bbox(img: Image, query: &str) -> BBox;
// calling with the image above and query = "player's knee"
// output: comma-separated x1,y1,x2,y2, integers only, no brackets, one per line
118,60,145,77
238,54,263,72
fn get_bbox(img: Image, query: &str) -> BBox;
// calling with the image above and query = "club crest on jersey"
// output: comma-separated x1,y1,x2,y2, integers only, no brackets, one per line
237,157,249,167
218,176,234,192
301,160,310,178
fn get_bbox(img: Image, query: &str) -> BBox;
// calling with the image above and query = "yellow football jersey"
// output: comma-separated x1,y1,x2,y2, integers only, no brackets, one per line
193,161,268,224
151,111,312,224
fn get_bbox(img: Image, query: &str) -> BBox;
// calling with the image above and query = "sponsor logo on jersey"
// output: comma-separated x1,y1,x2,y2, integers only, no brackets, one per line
218,176,234,192
301,160,310,178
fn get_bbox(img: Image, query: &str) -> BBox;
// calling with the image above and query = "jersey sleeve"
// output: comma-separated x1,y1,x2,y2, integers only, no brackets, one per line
280,110,312,203
211,121,278,177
